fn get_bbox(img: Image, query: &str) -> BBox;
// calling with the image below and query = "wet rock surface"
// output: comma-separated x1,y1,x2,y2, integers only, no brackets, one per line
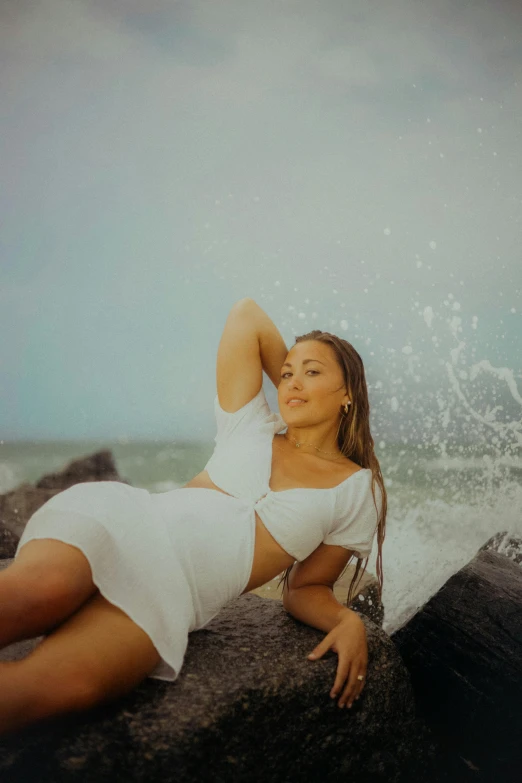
392,535,522,783
480,528,522,565
0,524,20,560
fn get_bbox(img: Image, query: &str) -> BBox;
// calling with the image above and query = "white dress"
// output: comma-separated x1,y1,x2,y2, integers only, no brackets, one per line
15,386,381,682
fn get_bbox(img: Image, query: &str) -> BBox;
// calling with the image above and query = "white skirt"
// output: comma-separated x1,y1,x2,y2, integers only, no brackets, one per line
15,482,256,682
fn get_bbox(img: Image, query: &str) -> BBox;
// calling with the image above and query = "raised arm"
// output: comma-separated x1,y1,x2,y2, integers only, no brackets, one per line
216,298,288,413
250,299,289,389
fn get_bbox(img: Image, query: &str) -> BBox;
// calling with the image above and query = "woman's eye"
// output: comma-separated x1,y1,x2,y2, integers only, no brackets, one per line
280,370,319,379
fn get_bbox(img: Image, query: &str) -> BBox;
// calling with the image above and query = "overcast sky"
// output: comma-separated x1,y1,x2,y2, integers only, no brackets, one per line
1,0,521,443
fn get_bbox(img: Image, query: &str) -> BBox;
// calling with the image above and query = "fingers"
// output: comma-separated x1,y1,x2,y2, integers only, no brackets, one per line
337,662,367,708
329,660,350,701
307,628,367,710
329,658,366,709
307,630,334,660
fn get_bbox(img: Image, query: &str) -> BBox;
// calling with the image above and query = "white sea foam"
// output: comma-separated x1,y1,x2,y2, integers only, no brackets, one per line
380,475,522,635
0,462,21,493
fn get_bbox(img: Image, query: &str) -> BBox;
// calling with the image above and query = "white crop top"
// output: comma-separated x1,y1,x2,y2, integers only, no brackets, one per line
203,385,382,562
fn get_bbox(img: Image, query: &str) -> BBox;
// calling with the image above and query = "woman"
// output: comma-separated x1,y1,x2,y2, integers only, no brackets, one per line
0,298,386,735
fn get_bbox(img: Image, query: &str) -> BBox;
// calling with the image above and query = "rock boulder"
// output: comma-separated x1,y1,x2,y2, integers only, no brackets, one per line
391,533,522,783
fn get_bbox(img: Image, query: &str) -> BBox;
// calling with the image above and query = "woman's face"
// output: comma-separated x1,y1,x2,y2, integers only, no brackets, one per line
277,340,348,427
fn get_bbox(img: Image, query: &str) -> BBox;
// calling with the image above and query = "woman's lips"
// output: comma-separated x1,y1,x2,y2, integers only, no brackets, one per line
287,400,307,407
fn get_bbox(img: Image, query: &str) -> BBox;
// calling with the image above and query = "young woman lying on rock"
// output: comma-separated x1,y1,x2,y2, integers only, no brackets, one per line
1,297,387,735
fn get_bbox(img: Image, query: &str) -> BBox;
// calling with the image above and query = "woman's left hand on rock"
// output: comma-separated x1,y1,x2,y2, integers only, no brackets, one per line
307,611,368,709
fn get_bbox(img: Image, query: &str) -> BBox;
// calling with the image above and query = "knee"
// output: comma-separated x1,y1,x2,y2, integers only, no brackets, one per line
12,540,96,603
43,668,107,718
53,662,137,714
64,667,109,712
8,568,96,628
37,569,95,612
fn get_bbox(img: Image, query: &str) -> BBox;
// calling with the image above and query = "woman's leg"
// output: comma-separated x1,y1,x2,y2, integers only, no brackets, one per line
0,538,99,648
0,591,162,736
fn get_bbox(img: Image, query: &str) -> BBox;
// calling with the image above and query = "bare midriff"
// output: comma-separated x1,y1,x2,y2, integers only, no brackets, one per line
181,470,295,594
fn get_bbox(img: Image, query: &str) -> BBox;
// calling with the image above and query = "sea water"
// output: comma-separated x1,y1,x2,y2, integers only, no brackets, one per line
1,436,520,636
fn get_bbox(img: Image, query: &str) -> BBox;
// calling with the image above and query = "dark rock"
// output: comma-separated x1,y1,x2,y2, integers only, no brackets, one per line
0,556,437,783
0,450,129,540
0,483,63,541
34,449,122,490
391,539,522,783
0,524,20,560
480,528,522,565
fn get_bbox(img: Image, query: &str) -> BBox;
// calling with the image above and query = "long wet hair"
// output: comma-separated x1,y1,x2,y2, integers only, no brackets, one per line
276,330,387,605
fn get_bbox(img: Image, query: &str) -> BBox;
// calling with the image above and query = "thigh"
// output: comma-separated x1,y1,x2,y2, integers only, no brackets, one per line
14,538,98,600
23,592,162,707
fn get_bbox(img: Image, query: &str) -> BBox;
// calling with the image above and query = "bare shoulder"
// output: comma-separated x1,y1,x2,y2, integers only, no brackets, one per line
216,299,263,413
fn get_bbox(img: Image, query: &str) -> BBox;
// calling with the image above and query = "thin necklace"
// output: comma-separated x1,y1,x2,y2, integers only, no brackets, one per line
283,431,343,458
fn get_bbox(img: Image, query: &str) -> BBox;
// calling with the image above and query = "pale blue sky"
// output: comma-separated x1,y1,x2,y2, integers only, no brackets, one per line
1,0,521,443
